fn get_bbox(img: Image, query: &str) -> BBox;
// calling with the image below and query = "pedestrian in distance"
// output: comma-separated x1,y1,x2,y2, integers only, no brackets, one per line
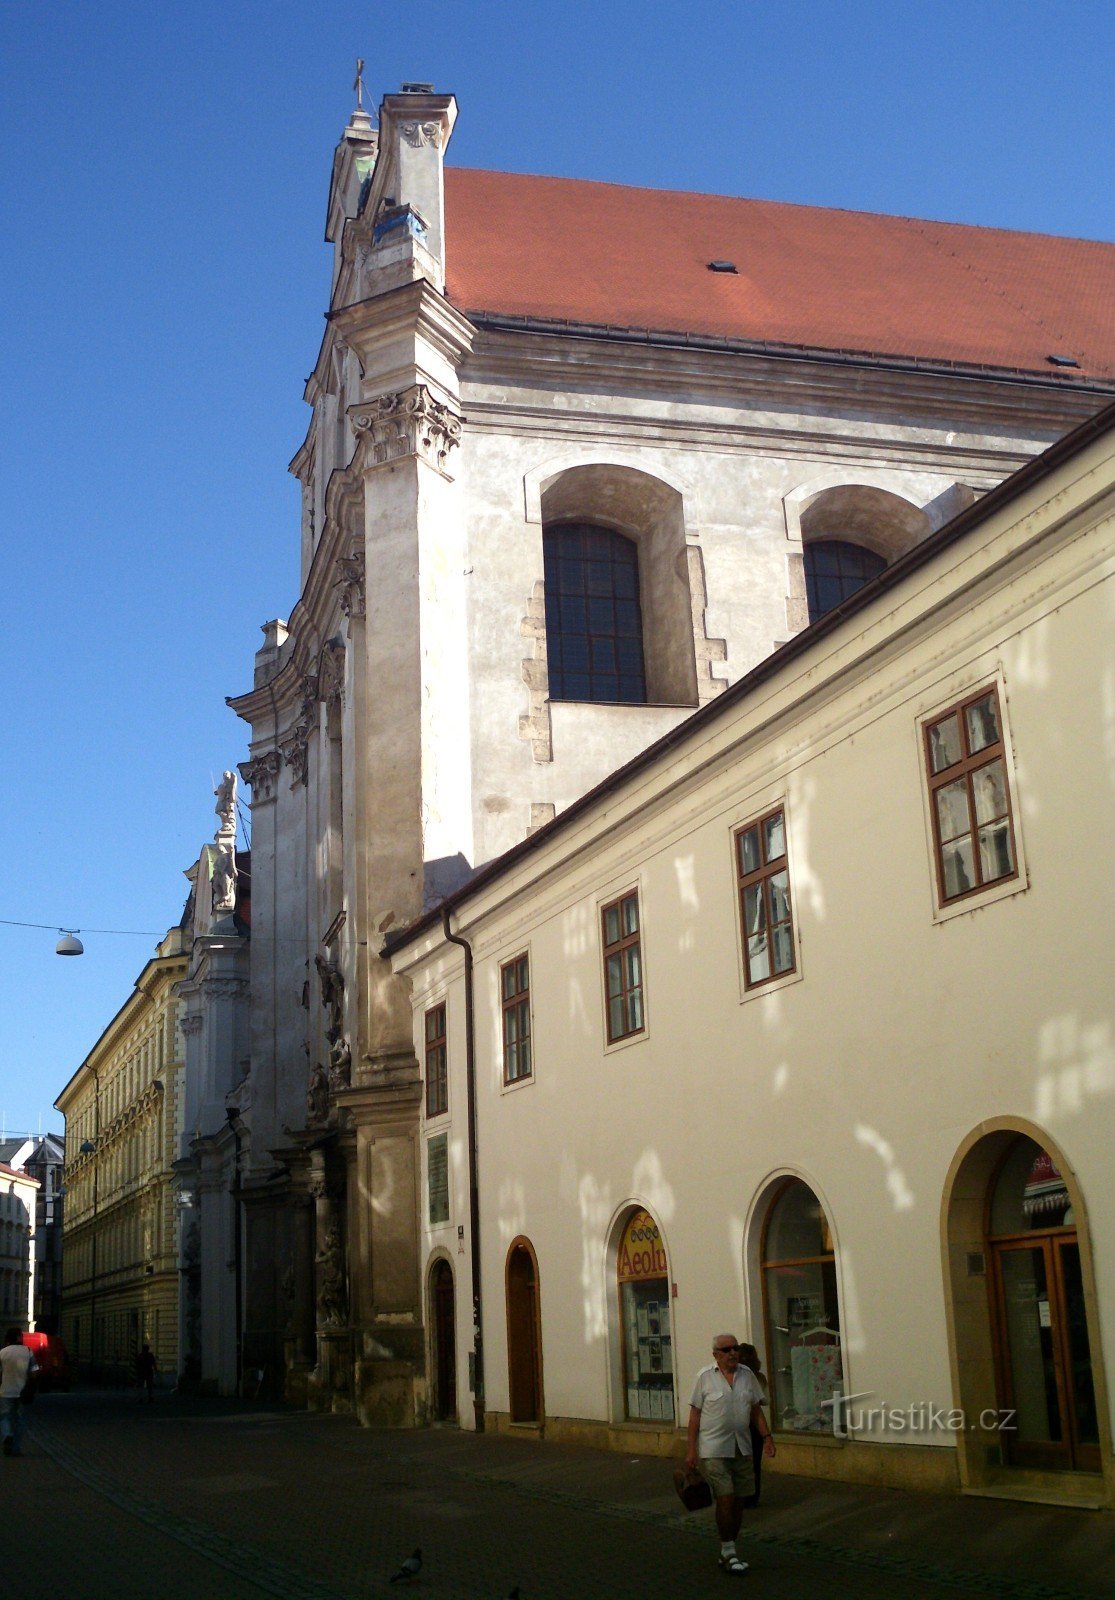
685,1331,776,1576
0,1327,37,1458
738,1341,770,1507
135,1342,157,1403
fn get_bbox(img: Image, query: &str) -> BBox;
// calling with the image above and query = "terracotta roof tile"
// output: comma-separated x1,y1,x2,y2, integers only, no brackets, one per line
443,168,1115,378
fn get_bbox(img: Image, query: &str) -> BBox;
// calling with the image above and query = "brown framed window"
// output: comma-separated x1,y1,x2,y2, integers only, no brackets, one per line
501,954,532,1084
424,1002,448,1118
924,686,1017,904
601,890,644,1043
736,806,795,988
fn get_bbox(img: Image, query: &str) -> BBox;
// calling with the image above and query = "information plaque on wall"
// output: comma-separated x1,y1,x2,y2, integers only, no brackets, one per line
428,1132,449,1225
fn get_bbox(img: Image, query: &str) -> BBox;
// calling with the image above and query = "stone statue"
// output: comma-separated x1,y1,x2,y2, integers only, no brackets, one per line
211,845,237,914
328,1035,352,1091
306,1061,329,1125
214,770,237,835
315,954,345,1038
316,1225,347,1327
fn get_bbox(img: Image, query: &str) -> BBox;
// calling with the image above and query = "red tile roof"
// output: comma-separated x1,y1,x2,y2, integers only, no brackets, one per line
443,168,1115,379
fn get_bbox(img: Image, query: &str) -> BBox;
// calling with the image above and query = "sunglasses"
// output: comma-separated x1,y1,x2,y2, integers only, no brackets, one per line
714,1344,741,1353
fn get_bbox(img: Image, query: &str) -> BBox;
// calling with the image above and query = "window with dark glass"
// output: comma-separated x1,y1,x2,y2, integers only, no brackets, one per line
601,890,644,1043
804,539,886,623
424,1003,448,1118
543,523,647,704
924,686,1017,904
501,954,532,1085
736,806,795,988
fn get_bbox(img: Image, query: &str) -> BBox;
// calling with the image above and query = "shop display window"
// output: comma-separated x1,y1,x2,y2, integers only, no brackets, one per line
761,1179,843,1433
616,1208,674,1422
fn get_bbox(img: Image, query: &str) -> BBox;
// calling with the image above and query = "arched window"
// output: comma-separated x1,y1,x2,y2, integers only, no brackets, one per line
986,1137,1098,1472
804,539,887,623
543,523,647,704
615,1207,674,1422
760,1179,843,1433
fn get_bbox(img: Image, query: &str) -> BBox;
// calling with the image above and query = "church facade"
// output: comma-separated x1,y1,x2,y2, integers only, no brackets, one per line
227,79,1115,1481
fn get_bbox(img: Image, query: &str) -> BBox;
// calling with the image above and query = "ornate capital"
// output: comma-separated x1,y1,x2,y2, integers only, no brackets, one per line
335,548,366,620
278,675,320,789
352,385,462,479
180,1013,204,1038
239,749,282,803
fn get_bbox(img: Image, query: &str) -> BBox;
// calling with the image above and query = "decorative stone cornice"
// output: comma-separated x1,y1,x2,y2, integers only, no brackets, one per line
351,384,462,479
239,749,282,803
334,548,366,620
199,977,250,1001
400,120,443,149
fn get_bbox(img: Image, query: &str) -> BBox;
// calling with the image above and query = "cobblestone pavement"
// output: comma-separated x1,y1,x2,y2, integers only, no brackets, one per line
6,1391,1111,1600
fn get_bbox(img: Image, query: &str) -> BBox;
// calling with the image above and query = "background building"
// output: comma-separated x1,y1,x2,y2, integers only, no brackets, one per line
56,928,189,1381
228,83,1114,1430
391,404,1115,1508
0,1161,38,1329
0,1133,65,1332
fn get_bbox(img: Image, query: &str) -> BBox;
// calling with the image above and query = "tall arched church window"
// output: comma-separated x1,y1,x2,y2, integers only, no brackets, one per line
543,523,647,704
760,1179,843,1433
804,539,886,624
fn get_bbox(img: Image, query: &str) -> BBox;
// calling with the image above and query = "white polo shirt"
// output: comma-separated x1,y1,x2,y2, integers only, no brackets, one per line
689,1362,764,1458
0,1342,35,1399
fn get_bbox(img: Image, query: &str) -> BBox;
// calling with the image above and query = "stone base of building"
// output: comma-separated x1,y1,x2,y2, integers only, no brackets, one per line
485,1411,962,1493
355,1356,425,1428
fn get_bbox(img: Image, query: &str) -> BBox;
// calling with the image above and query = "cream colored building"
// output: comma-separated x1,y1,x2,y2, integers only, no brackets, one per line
229,82,1114,1430
0,1163,38,1330
57,928,189,1378
391,404,1115,1509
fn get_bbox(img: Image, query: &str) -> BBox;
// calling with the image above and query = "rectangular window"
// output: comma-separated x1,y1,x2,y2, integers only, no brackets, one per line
601,890,644,1043
924,686,1017,904
424,1003,448,1118
501,954,532,1084
427,1132,449,1225
736,805,796,989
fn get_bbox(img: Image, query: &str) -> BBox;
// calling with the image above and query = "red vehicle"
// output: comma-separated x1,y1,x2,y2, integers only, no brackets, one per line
21,1331,72,1391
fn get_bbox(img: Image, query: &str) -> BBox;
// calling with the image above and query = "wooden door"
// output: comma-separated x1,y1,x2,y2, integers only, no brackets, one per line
506,1244,542,1423
431,1261,456,1422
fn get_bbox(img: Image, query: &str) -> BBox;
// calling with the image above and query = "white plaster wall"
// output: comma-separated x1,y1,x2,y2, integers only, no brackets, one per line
404,464,1114,1448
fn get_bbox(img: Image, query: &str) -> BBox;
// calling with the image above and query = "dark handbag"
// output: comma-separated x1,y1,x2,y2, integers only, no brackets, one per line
672,1466,712,1511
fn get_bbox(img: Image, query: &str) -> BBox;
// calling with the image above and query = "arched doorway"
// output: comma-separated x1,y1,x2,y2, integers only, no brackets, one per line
506,1239,543,1424
986,1136,1099,1473
430,1259,456,1422
615,1208,675,1423
759,1178,844,1433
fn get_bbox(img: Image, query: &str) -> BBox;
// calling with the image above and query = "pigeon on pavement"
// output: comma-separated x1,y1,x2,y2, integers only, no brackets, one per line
389,1548,422,1582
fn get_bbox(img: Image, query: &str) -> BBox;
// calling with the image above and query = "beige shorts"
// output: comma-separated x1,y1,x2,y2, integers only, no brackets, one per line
700,1446,755,1500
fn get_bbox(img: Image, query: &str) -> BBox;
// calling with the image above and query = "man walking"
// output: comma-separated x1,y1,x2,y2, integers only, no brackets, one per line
136,1342,157,1402
686,1332,775,1576
0,1329,37,1458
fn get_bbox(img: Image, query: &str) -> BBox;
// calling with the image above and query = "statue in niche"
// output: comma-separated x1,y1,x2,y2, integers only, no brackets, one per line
315,953,344,1038
306,1061,329,1125
328,1035,352,1091
316,1225,347,1327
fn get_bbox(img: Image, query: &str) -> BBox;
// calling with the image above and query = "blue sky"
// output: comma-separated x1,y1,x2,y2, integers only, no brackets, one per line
1,0,1112,1137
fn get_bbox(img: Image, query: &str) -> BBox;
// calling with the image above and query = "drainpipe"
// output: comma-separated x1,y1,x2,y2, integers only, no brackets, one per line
226,1108,244,1394
441,907,483,1432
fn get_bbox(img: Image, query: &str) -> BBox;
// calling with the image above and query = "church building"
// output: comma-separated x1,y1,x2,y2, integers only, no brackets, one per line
227,78,1114,1508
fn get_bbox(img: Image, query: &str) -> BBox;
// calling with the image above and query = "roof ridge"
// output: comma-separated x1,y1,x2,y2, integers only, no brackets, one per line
445,165,1115,248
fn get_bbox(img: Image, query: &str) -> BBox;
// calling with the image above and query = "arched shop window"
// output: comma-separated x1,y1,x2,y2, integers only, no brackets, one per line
616,1208,674,1422
986,1137,1098,1472
760,1179,843,1433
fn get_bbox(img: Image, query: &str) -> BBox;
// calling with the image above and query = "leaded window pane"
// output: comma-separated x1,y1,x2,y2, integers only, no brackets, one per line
544,523,647,704
804,539,887,623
